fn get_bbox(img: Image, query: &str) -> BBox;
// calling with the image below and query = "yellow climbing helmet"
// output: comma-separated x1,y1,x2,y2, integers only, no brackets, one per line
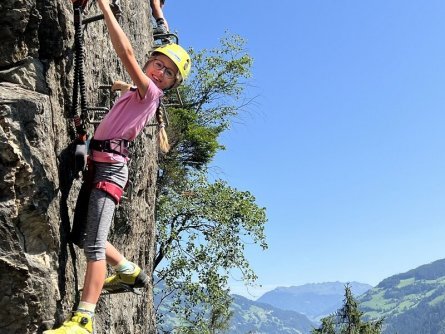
153,43,191,85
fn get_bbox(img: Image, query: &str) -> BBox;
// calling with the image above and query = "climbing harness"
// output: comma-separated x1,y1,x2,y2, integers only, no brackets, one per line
89,138,130,158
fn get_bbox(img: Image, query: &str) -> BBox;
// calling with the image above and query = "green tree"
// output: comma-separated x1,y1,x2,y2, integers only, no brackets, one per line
155,173,267,332
312,284,384,334
208,297,233,334
169,287,233,334
154,33,266,333
157,32,254,193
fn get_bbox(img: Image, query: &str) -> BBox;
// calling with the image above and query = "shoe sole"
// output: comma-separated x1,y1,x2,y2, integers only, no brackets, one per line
134,270,148,287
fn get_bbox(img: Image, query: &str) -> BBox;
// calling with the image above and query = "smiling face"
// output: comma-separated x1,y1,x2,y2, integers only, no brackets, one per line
145,53,178,90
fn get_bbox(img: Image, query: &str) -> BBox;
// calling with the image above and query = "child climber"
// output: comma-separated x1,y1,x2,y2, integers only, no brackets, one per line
44,0,191,332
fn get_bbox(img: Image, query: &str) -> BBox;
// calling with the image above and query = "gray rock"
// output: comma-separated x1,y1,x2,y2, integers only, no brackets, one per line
0,58,49,94
0,0,158,332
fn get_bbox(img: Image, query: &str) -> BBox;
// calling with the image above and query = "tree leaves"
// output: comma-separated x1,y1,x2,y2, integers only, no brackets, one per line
154,33,266,332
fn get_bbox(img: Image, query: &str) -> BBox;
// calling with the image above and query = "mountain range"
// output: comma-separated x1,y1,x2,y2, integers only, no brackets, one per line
257,281,372,322
156,258,445,333
225,281,371,334
229,294,315,334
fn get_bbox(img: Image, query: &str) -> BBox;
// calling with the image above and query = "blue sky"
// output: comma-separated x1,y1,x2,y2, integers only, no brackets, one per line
164,1,445,299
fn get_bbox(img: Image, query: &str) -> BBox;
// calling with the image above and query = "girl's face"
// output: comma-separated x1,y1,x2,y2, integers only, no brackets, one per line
146,54,178,90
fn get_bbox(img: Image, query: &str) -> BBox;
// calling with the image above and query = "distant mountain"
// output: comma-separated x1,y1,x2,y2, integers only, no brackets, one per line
257,281,372,321
154,282,316,334
229,294,316,334
155,259,445,334
360,258,445,334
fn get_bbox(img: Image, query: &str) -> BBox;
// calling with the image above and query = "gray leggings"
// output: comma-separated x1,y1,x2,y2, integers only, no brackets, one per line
84,162,128,261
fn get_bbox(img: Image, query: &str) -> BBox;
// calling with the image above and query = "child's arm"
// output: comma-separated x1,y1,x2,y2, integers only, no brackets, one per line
97,0,150,97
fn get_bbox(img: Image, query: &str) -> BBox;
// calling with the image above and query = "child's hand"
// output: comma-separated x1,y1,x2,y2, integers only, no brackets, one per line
112,80,132,93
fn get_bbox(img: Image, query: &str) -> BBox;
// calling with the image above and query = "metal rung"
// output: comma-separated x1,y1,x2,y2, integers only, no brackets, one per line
82,13,104,25
86,106,109,124
153,33,179,46
83,0,122,25
162,88,184,108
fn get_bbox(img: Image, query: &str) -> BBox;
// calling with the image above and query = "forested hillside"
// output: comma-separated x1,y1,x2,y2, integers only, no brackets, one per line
360,258,445,334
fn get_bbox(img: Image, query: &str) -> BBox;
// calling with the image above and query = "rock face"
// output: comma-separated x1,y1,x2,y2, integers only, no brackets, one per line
0,0,158,333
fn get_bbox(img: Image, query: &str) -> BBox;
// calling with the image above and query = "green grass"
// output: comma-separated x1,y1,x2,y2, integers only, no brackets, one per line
397,300,416,310
397,278,415,288
429,294,445,306
361,290,397,311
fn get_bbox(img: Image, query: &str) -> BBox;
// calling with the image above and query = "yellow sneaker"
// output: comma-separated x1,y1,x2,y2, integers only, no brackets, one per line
103,265,148,293
43,311,93,333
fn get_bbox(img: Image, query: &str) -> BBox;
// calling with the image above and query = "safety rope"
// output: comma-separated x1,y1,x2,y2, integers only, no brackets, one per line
72,3,88,139
71,1,90,174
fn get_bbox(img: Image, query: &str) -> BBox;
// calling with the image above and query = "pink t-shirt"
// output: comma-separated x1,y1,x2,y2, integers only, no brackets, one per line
91,81,163,163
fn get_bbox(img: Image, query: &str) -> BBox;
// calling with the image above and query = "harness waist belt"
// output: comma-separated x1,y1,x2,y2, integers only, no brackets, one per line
90,138,130,157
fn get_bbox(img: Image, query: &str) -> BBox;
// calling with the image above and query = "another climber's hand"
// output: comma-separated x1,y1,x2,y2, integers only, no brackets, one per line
164,18,170,32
